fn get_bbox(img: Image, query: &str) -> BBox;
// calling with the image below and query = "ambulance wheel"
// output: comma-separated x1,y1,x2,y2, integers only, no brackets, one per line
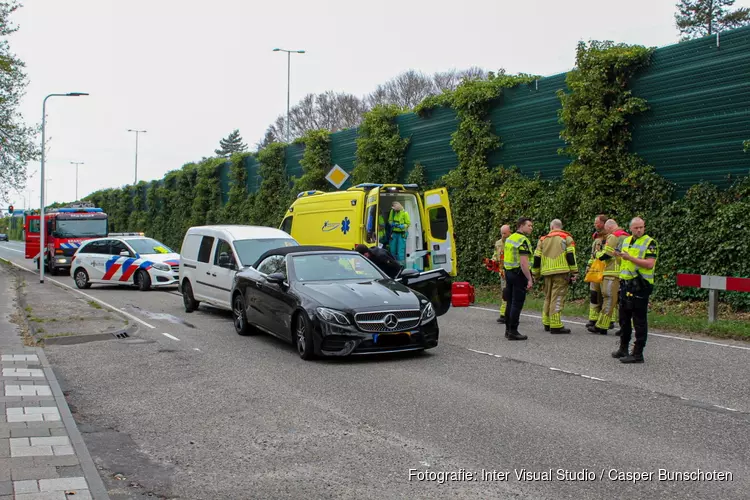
134,269,151,291
182,280,200,313
73,268,91,289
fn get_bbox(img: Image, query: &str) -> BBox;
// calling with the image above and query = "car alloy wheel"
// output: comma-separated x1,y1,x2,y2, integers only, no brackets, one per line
233,294,253,336
296,314,315,360
74,268,90,289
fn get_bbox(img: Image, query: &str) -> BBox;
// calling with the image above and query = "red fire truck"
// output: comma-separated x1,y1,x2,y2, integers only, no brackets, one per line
25,202,109,275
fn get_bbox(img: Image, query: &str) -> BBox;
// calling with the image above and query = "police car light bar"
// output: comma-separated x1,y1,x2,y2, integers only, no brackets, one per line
108,232,145,236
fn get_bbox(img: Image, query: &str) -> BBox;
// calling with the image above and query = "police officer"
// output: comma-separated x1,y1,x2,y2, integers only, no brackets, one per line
503,217,534,341
493,224,512,323
612,217,658,363
532,219,578,334
355,244,402,279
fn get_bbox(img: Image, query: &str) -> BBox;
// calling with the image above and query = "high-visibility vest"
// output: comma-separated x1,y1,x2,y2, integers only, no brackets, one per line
388,210,410,233
503,232,531,270
532,230,577,276
619,234,658,284
378,215,385,240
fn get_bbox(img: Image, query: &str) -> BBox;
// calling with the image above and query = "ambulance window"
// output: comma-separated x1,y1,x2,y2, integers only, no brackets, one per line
365,205,378,244
280,216,293,235
197,236,215,263
28,220,39,233
428,207,448,240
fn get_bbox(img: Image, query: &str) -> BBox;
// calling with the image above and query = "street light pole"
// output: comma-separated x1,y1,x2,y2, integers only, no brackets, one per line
273,48,305,143
127,129,146,184
40,92,88,284
70,161,84,201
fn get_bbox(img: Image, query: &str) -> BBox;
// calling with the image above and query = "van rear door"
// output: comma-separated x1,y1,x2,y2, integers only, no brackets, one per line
364,187,381,247
422,188,457,276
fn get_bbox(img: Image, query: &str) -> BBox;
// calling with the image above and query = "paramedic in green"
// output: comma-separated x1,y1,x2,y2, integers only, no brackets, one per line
388,201,410,266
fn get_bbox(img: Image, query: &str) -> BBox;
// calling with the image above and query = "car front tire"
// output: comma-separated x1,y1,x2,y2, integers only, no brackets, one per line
182,279,200,313
295,312,316,360
73,268,91,289
134,269,151,291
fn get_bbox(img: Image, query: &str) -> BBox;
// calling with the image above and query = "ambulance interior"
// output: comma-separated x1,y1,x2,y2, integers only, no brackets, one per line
375,191,427,271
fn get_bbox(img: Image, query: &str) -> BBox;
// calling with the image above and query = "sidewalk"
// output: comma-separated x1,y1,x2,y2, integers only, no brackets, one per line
0,264,110,499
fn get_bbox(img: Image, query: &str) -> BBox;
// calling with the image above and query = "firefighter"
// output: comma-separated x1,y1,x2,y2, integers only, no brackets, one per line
493,224,512,323
532,219,578,334
388,201,410,266
502,217,534,341
612,217,659,363
586,214,608,329
588,219,630,335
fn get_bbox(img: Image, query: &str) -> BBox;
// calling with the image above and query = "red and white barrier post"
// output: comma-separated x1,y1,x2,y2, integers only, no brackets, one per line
676,274,750,322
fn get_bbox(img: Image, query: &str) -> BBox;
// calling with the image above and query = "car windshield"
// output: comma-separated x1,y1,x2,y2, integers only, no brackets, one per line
234,238,298,266
291,253,384,282
125,238,174,255
54,219,108,237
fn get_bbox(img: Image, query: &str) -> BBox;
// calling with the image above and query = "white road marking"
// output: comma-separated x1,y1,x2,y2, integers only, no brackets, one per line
193,348,201,351
0,246,24,254
468,347,607,382
468,305,750,351
162,333,180,341
0,257,156,330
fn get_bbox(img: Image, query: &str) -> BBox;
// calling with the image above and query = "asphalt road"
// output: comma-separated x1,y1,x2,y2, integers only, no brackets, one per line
1,240,748,500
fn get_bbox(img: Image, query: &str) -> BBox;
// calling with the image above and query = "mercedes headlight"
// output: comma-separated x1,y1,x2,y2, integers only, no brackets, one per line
421,301,436,325
316,307,351,325
152,263,170,272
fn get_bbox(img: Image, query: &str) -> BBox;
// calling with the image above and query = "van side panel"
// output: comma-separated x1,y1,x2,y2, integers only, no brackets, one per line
181,233,203,261
288,192,365,250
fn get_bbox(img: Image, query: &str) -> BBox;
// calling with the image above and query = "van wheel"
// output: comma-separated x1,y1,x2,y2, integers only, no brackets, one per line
73,268,91,289
233,293,255,336
134,269,151,291
182,280,200,312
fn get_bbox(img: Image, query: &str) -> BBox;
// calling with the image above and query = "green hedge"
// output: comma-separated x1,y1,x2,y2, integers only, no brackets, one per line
83,41,750,310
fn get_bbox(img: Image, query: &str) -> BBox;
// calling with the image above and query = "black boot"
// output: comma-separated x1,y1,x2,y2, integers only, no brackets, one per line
587,324,599,334
504,327,510,339
497,316,506,324
550,327,571,334
507,329,528,341
598,328,608,335
585,320,595,328
543,325,550,332
611,339,629,358
620,346,644,363
609,322,615,330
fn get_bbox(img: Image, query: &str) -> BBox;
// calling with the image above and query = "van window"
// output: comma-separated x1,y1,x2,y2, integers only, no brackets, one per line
213,239,235,266
28,219,40,234
428,207,448,240
197,236,215,263
365,205,378,244
280,216,293,235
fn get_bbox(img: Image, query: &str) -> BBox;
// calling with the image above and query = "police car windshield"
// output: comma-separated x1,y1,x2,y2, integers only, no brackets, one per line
291,254,383,282
125,238,174,255
234,238,298,267
55,219,107,237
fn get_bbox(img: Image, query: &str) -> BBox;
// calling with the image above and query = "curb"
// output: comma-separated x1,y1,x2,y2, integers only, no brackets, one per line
37,347,112,500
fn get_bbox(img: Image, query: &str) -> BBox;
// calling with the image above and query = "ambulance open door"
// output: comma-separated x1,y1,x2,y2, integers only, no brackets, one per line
422,188,457,276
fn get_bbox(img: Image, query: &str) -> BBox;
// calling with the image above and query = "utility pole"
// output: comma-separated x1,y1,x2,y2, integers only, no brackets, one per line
128,129,146,184
70,161,84,200
273,48,305,142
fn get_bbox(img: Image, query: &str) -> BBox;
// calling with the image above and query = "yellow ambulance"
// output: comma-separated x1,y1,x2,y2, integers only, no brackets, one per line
280,183,457,276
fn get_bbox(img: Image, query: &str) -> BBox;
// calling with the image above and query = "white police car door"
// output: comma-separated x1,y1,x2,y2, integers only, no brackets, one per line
80,240,110,281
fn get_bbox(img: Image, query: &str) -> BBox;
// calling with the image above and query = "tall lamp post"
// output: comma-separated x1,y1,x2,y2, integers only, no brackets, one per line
70,161,84,201
272,48,305,143
40,92,88,284
127,129,146,185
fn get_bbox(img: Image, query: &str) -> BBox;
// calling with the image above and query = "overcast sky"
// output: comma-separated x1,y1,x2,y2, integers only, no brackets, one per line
7,0,749,208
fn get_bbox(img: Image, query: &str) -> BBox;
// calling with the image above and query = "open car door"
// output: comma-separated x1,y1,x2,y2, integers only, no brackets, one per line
422,187,457,277
398,268,452,317
364,186,382,247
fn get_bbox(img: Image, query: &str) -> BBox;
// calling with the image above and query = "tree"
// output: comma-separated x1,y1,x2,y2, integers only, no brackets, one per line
269,91,368,142
255,127,277,152
0,1,38,203
214,129,248,156
675,0,750,39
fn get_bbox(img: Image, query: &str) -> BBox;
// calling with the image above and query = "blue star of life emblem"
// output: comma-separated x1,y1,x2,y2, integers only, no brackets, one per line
341,217,351,234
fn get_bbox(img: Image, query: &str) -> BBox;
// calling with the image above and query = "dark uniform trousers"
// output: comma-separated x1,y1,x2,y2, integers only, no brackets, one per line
618,281,651,353
503,269,528,330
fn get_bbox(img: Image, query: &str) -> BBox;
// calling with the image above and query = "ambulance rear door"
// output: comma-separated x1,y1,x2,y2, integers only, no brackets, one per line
364,186,381,248
422,187,457,276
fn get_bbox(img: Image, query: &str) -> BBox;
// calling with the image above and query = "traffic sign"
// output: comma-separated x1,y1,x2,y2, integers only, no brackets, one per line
325,164,349,189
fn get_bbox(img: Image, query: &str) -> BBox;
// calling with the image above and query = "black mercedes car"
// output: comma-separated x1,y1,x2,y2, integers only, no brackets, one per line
230,245,439,360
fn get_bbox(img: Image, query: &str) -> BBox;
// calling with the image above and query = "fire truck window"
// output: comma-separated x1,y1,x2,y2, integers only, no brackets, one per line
197,236,215,263
28,220,39,233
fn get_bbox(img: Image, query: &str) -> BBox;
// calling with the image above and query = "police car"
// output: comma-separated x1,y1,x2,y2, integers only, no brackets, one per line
71,233,180,291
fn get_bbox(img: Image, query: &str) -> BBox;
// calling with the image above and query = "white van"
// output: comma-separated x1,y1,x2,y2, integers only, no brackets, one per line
179,225,298,313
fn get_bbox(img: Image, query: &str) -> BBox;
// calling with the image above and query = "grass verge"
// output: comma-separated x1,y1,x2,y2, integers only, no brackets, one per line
474,285,750,342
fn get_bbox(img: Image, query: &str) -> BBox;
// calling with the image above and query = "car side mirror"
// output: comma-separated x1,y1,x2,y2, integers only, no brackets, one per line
120,250,130,257
266,272,286,285
399,268,419,279
218,252,233,268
